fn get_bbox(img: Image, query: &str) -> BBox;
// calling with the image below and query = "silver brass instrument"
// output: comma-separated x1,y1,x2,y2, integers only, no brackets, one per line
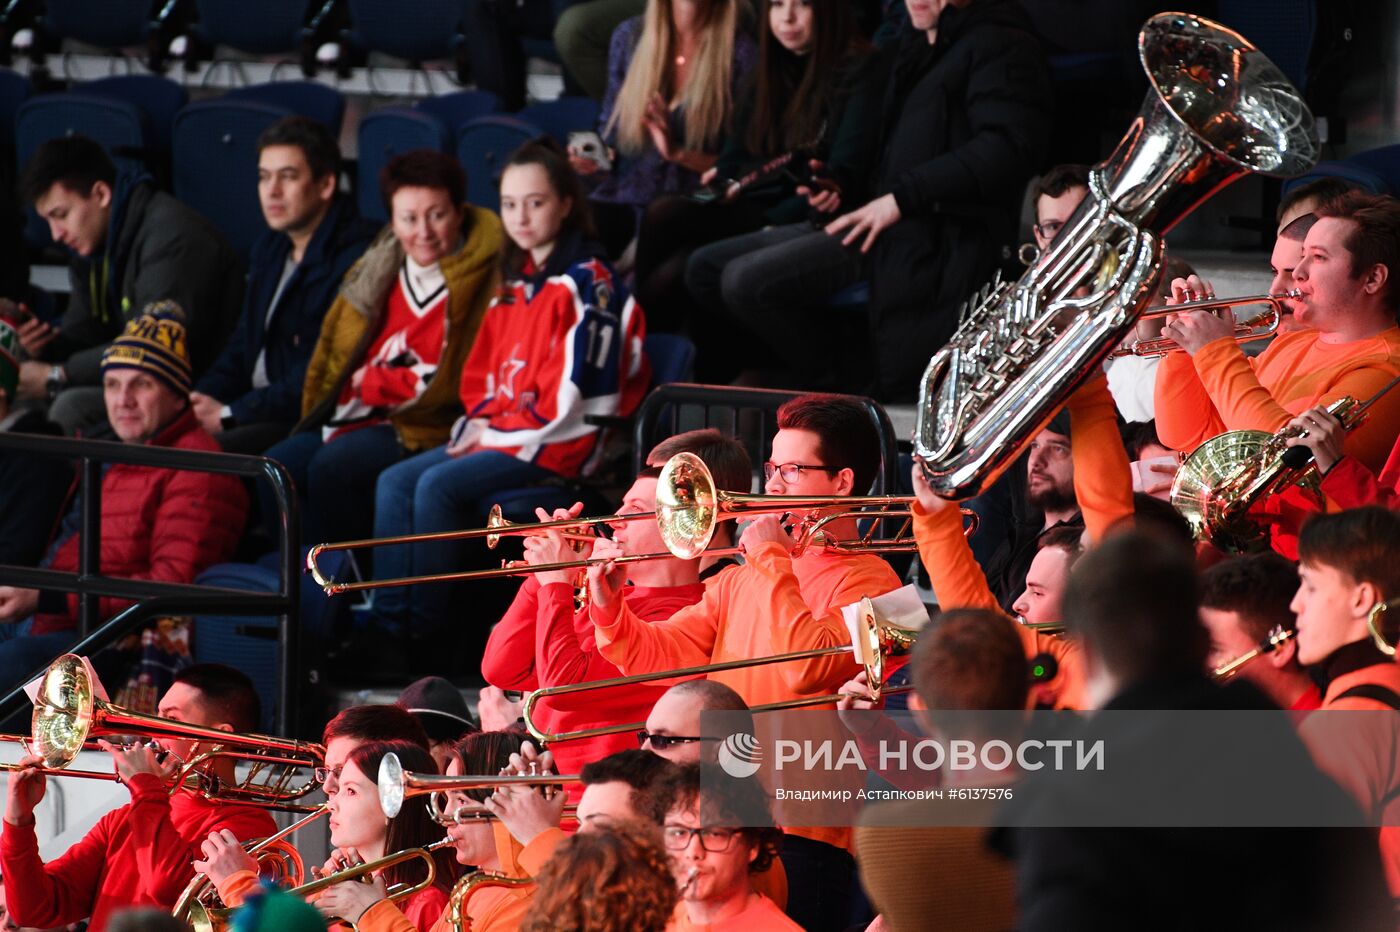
915,13,1317,499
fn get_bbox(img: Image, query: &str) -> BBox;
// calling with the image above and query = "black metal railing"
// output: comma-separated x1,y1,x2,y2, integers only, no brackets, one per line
0,433,301,734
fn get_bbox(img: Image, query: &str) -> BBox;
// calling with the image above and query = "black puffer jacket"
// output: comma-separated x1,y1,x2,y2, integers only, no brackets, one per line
865,0,1051,401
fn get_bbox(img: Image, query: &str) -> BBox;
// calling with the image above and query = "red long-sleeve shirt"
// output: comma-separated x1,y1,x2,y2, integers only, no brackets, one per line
0,772,275,931
481,576,707,774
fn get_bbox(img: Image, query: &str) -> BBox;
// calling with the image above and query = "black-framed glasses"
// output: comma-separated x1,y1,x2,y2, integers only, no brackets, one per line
1033,219,1066,241
313,765,342,786
662,825,739,852
636,731,721,751
762,461,836,484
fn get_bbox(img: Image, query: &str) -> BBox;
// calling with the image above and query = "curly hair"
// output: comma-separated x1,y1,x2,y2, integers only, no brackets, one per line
519,823,678,932
647,762,783,874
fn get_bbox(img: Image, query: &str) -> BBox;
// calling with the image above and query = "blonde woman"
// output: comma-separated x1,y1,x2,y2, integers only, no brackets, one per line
572,0,756,255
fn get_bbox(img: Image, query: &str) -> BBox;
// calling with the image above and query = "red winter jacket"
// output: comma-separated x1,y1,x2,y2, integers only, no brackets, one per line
32,407,248,634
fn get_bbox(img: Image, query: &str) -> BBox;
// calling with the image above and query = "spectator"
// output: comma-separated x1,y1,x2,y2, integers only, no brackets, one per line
644,427,754,577
639,679,750,763
1156,192,1400,477
0,304,248,685
262,150,504,547
1266,212,1319,336
576,0,758,256
0,312,70,567
1282,401,1400,511
635,0,882,343
369,140,648,644
397,675,480,772
1277,176,1362,232
318,703,431,798
191,117,378,455
15,137,243,436
520,823,678,932
465,0,587,111
577,750,677,831
686,0,1050,399
554,0,645,101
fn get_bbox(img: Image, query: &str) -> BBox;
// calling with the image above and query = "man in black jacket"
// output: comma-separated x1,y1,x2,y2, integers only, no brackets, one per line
686,0,1051,401
15,136,244,436
190,117,377,454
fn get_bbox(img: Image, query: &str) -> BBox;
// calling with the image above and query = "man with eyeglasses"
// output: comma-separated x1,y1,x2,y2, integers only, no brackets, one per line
649,762,798,931
638,681,751,763
315,705,429,798
587,393,901,932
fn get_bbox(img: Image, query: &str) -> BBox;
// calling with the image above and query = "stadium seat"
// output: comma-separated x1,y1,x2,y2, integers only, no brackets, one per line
356,107,452,222
81,74,188,158
519,96,600,146
414,89,502,132
1281,144,1400,198
226,80,345,136
457,114,542,212
41,0,152,51
192,0,314,55
343,0,464,64
643,333,696,386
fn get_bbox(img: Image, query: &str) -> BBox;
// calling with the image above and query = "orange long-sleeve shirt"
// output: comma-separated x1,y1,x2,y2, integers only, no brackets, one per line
1154,328,1400,474
216,866,447,931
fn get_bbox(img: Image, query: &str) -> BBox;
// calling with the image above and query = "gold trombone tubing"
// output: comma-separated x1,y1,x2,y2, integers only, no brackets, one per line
449,871,536,932
1108,291,1299,358
378,751,580,818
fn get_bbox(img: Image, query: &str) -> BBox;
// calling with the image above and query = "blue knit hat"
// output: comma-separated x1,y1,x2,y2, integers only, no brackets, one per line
100,300,192,396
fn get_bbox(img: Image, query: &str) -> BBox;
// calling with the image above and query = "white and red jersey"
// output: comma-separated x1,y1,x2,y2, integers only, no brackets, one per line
457,239,649,476
325,258,449,441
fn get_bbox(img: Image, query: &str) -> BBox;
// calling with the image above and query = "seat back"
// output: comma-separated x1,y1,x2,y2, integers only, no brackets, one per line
357,107,452,222
43,0,152,50
344,0,464,63
226,80,345,135
81,74,188,156
193,0,314,55
518,96,600,146
631,383,899,495
643,333,696,387
415,89,502,132
456,114,543,211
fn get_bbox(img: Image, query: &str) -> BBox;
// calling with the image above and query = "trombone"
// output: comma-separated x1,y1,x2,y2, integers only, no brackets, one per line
522,596,917,744
308,452,976,594
1108,291,1299,358
1212,627,1295,680
30,654,325,811
378,750,579,818
449,870,535,932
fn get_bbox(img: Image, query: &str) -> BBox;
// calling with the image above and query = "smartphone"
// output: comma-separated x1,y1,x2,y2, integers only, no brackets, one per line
567,131,612,173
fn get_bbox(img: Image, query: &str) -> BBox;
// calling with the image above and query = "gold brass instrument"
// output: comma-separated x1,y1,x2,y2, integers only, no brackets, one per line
523,596,917,744
308,452,975,594
1213,627,1295,680
448,870,535,932
0,733,195,784
32,654,324,811
1368,598,1399,657
1171,373,1400,552
172,804,328,932
1106,291,1298,358
377,750,580,818
915,13,1317,500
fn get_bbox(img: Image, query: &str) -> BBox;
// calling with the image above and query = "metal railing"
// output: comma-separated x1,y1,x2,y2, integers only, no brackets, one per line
0,432,301,735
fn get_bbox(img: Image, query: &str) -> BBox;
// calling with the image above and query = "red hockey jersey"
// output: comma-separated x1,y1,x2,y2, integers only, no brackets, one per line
457,240,649,476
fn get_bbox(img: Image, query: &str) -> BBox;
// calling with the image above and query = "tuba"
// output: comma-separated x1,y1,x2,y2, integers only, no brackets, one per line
914,13,1317,499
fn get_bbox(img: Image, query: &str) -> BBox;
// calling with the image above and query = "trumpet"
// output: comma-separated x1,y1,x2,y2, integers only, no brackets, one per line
1212,627,1296,680
1107,291,1298,358
308,452,976,594
448,870,535,932
30,654,324,811
378,751,580,818
523,596,917,744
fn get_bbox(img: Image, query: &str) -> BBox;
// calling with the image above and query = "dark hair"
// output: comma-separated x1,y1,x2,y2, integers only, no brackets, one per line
776,393,880,495
448,730,528,803
498,137,597,277
322,705,430,749
647,428,754,494
172,665,261,733
257,115,341,180
1037,525,1084,564
1063,531,1207,688
648,763,783,874
343,741,458,891
1129,493,1195,556
1298,507,1400,602
1032,164,1091,201
1120,420,1163,461
1200,553,1301,643
581,750,676,817
20,135,116,203
1277,211,1319,243
379,149,467,215
1276,176,1361,223
911,609,1029,717
520,823,677,932
1314,191,1400,309
746,0,864,157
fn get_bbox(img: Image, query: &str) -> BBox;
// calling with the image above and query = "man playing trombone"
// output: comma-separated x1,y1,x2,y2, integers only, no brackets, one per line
0,665,276,931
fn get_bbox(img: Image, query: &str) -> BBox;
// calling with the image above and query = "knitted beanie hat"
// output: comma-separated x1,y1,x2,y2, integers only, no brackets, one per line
99,299,192,396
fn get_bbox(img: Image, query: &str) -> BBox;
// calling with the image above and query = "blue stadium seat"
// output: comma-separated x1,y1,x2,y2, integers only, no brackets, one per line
16,93,152,248
226,81,345,136
1281,145,1400,199
81,74,188,158
172,98,289,257
42,0,152,50
357,107,451,222
643,333,696,386
414,89,502,132
192,0,314,55
457,114,542,211
1215,1,1316,94
344,0,464,63
519,96,600,146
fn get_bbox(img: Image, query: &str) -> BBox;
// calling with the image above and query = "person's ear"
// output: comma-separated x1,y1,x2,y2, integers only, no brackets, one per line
1269,635,1298,669
90,180,113,209
317,171,338,201
835,467,855,496
1362,262,1389,298
1352,580,1380,620
560,195,574,220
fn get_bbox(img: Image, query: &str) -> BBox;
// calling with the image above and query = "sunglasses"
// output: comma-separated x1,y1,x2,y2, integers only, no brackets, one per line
636,731,721,751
